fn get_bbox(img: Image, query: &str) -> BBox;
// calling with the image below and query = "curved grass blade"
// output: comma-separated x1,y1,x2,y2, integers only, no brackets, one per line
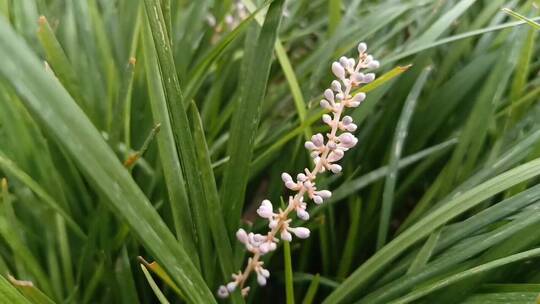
0,15,216,304
301,274,320,304
0,275,32,304
384,17,540,66
7,276,56,304
502,8,540,30
388,248,540,304
0,154,85,239
140,265,171,304
324,157,540,303
37,16,83,106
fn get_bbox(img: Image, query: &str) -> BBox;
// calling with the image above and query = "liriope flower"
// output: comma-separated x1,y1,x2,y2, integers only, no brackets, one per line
218,42,379,298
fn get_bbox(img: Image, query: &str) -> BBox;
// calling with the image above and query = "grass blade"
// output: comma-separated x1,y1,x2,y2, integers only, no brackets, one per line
140,265,171,304
0,275,32,304
143,0,214,279
377,67,431,249
502,8,540,30
7,276,56,304
301,274,320,304
0,15,216,303
141,19,198,260
324,157,540,303
220,0,286,231
284,240,295,304
389,248,540,304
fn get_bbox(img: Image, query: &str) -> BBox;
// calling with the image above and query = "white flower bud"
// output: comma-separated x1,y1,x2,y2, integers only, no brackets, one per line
357,42,367,54
236,229,248,244
330,164,342,174
281,172,293,182
338,132,358,148
322,114,333,125
327,140,337,150
367,60,380,69
342,116,353,125
260,268,270,278
297,173,308,181
327,149,344,162
331,80,342,92
313,195,323,204
317,190,332,198
217,285,229,298
324,89,334,102
339,56,349,67
331,62,345,79
257,200,274,219
345,123,357,132
269,219,278,229
296,208,309,220
256,267,270,286
226,281,237,292
304,141,316,150
351,72,364,83
289,227,310,239
280,229,292,242
285,181,297,190
259,242,271,254
353,92,366,103
312,133,324,146
320,99,331,109
363,73,375,83
347,58,356,69
257,273,267,286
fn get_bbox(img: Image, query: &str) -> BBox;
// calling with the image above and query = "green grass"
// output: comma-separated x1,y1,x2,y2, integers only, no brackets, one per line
0,0,539,303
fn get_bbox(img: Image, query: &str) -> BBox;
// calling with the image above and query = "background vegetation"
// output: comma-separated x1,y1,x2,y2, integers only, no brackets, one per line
0,0,539,303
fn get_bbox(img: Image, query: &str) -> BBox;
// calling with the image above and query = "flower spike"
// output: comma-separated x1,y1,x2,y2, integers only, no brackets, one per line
218,42,379,298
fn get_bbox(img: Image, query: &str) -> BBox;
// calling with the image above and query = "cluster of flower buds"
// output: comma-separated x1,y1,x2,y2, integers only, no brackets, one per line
218,42,379,299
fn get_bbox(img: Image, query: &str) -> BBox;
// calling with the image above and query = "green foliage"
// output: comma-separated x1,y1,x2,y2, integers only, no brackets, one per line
0,0,539,303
